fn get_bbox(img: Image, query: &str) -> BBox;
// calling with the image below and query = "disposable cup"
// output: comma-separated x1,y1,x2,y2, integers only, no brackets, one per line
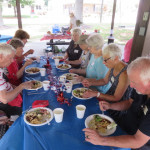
53,108,64,123
40,68,46,76
76,105,86,119
65,82,72,93
36,57,40,63
43,80,50,91
59,76,66,83
55,59,59,66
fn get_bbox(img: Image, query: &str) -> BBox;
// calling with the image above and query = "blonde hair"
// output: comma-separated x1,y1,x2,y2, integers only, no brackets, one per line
127,57,150,85
103,43,122,60
72,28,82,36
86,33,104,50
0,43,16,56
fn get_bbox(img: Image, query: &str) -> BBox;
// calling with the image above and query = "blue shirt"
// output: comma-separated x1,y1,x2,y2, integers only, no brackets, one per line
86,54,111,93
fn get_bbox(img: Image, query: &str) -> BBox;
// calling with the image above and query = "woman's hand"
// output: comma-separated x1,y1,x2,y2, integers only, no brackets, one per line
82,79,92,87
69,69,77,73
20,81,33,90
76,76,85,82
24,59,33,67
83,90,97,98
99,101,111,111
27,49,34,55
83,128,104,145
64,60,70,64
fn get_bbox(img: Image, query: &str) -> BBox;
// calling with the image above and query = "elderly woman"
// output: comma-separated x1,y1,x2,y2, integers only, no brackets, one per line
7,38,33,86
70,33,110,94
65,35,91,69
82,43,131,102
64,28,82,68
7,29,34,68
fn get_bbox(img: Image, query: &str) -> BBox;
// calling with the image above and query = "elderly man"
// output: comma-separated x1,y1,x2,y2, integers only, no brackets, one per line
83,57,150,150
0,43,32,117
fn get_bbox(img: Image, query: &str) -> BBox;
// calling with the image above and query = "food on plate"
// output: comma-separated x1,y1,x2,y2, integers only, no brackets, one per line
66,73,78,80
26,67,40,74
53,56,64,60
25,108,51,124
57,64,70,69
88,115,116,134
73,88,88,98
31,81,42,89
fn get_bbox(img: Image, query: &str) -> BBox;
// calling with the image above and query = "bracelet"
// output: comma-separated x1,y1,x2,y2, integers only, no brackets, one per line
97,92,101,98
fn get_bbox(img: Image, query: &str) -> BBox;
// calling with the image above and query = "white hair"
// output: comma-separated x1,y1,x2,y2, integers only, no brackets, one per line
127,57,150,85
102,43,122,60
72,28,82,36
86,33,104,50
0,43,16,56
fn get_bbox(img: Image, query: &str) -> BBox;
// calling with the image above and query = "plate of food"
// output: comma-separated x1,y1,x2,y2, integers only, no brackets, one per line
25,67,40,75
72,88,93,100
56,64,71,70
52,56,64,61
85,114,117,136
28,80,43,90
24,107,53,126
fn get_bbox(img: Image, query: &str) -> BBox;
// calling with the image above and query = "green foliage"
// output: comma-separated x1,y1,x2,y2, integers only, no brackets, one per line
8,0,35,7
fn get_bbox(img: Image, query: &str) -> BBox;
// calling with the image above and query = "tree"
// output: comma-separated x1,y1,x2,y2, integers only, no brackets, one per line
8,0,35,17
0,0,4,26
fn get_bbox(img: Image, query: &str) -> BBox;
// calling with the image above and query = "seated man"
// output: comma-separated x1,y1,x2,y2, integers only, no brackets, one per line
83,57,150,150
0,43,32,117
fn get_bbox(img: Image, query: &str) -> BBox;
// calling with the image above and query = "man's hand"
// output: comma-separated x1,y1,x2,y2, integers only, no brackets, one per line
83,128,104,145
99,101,111,111
82,79,92,87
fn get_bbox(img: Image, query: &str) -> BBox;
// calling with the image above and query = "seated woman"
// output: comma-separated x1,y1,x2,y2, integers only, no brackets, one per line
7,29,34,68
70,33,110,94
64,28,82,68
7,38,33,86
65,35,91,69
0,43,33,113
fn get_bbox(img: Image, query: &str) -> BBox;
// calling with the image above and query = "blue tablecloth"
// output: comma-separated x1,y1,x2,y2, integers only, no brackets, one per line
0,35,13,43
0,57,131,150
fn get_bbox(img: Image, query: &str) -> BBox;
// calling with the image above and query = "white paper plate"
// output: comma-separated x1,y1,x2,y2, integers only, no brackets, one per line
25,67,40,75
27,80,43,90
85,114,116,136
60,73,78,81
24,107,53,126
56,64,71,70
72,88,93,100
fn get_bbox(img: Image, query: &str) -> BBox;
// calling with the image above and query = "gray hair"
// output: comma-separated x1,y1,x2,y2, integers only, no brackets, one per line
127,57,150,85
86,33,104,50
0,43,16,56
102,43,122,60
9,38,24,49
72,28,82,36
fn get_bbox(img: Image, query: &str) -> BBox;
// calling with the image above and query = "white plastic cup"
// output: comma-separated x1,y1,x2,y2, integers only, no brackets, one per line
53,108,64,123
42,80,50,91
65,82,72,93
55,59,59,66
76,105,86,119
36,57,40,63
59,75,66,83
40,68,46,76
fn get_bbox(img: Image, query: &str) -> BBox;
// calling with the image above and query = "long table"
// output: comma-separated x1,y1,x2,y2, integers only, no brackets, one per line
0,57,131,150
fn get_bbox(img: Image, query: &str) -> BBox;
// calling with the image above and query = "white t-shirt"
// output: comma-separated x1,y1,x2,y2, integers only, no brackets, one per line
0,68,13,92
70,17,77,29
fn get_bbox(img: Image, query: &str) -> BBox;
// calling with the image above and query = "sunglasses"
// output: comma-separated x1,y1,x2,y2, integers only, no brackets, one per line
103,57,112,63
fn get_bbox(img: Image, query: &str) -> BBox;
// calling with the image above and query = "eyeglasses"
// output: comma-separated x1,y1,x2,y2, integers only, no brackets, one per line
103,57,112,63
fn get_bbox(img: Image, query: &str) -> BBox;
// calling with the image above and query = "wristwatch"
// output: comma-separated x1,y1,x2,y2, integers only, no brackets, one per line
97,92,101,98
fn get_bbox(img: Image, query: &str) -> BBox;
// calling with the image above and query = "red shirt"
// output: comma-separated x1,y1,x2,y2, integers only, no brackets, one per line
7,59,21,86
